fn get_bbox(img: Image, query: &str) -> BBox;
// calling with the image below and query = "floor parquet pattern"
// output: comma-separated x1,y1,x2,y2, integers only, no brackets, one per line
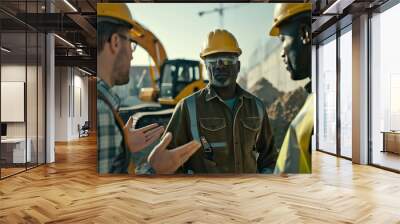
1,135,400,223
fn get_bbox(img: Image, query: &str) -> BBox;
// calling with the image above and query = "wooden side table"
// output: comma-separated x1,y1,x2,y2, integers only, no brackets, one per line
382,131,400,154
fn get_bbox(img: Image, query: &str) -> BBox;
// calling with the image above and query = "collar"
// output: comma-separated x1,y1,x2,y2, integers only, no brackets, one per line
205,84,253,102
304,81,312,93
97,77,121,111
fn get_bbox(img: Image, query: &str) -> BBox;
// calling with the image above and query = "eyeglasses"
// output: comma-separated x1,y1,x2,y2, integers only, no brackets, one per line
204,56,238,67
117,33,138,52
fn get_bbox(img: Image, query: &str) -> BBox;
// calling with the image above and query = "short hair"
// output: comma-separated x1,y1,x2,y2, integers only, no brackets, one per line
97,18,132,53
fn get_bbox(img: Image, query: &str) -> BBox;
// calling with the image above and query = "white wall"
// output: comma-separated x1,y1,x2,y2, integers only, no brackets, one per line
1,65,30,137
1,65,26,81
72,72,89,139
54,67,89,141
1,64,46,164
1,82,25,122
46,32,55,163
55,67,69,141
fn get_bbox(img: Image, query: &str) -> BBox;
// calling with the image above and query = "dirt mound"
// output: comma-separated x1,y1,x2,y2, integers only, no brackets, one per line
248,78,308,149
248,78,282,108
267,87,308,148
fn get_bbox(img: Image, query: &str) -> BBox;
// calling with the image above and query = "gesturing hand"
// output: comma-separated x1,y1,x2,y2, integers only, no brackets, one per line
124,116,164,153
147,132,201,174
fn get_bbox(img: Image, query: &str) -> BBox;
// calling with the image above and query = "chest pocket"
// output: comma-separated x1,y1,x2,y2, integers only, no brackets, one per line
199,117,227,151
241,99,264,143
240,117,262,147
241,117,261,132
199,118,226,132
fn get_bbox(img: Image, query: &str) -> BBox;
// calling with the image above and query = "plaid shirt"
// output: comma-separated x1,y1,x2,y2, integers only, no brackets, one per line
97,79,131,174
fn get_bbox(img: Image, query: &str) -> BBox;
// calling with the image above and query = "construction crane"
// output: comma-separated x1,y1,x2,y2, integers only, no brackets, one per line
198,3,245,28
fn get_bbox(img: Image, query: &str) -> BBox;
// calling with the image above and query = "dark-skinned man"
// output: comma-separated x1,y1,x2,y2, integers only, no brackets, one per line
164,29,278,174
97,3,201,175
268,3,314,174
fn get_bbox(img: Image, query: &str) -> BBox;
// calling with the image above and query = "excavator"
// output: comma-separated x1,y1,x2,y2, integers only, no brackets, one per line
118,19,207,128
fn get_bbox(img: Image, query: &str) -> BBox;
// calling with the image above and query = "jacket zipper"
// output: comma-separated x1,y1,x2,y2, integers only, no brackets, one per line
232,99,243,173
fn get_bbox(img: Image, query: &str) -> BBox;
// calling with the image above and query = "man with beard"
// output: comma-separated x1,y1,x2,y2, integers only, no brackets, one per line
164,29,277,174
97,3,201,174
269,3,314,174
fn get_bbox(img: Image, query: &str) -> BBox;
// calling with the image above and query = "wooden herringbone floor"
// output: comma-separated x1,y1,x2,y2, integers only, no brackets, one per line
1,135,400,224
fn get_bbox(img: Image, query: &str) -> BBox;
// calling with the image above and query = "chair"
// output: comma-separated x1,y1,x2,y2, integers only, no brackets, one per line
78,121,90,138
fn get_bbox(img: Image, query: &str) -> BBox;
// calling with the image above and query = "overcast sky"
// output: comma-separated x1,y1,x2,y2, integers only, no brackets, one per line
128,3,277,76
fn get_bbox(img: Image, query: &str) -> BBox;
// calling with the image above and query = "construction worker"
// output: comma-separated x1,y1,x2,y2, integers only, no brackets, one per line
97,3,201,174
164,29,278,174
269,3,314,173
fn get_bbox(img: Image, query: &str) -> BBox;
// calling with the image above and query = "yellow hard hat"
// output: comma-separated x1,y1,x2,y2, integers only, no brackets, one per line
97,3,144,38
269,3,312,36
200,29,242,59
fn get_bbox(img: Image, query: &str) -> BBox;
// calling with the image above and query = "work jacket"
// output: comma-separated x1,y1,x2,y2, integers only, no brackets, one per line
165,84,278,174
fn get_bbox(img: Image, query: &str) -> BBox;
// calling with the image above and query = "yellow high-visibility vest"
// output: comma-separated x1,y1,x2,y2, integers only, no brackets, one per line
274,94,314,174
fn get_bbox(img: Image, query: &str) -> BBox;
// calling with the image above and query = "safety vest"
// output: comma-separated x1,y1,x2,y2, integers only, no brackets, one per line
274,94,314,174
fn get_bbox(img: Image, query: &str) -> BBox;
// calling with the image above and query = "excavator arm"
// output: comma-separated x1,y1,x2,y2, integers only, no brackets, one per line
130,18,168,100
128,18,205,104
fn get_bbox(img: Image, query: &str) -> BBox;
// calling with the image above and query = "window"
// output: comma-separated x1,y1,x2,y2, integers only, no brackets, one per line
317,35,337,155
0,1,47,179
177,66,192,82
160,64,175,98
339,27,352,158
370,3,400,171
